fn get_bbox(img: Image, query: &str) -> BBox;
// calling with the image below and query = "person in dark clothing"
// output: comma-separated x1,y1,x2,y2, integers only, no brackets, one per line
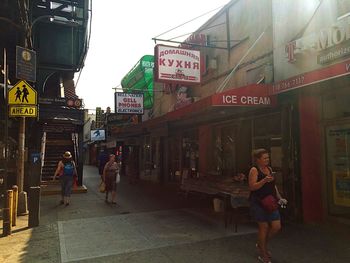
98,148,109,179
248,149,287,263
126,148,139,184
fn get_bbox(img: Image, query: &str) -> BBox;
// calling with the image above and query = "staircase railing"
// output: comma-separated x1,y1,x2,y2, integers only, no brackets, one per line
40,131,46,181
72,133,79,168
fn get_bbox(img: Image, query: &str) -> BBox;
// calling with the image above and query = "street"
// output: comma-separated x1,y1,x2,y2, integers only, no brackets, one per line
1,165,350,263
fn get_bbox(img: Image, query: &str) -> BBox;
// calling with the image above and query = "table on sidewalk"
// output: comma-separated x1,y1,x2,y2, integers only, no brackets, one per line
180,176,250,231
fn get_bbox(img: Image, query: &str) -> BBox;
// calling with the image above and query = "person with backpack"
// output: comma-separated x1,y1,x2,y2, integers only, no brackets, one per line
53,151,77,206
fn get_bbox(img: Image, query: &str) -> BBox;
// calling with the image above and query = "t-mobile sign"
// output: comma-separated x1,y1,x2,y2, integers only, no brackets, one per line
155,45,201,85
115,92,144,114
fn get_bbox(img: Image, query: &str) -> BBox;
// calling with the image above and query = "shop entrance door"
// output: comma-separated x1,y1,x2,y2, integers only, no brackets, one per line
252,110,301,221
325,123,350,218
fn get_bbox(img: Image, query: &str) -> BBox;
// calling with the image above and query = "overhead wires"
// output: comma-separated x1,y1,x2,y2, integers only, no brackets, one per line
154,4,227,39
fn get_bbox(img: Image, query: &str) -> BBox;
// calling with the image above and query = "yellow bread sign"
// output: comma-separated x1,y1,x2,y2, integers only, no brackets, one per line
9,105,37,117
8,80,37,105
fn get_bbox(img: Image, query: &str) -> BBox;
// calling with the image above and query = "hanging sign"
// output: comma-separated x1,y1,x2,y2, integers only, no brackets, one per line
115,92,144,114
154,45,201,85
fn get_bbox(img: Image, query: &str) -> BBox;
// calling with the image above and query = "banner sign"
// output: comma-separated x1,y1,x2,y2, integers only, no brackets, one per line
212,84,276,107
155,45,201,85
115,92,144,114
271,58,350,94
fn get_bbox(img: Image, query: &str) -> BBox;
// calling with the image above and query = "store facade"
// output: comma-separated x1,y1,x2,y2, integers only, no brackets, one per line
272,0,350,222
111,0,305,221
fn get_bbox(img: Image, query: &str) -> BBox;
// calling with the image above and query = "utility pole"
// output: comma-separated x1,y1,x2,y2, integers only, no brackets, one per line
17,0,29,215
3,48,8,198
17,115,28,215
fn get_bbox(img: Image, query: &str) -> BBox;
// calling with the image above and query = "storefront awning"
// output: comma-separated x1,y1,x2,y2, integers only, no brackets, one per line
112,84,276,138
140,83,276,130
166,83,275,120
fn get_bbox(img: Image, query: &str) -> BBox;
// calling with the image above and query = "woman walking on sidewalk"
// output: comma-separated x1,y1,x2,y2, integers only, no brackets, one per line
248,149,287,263
53,151,77,206
103,154,120,205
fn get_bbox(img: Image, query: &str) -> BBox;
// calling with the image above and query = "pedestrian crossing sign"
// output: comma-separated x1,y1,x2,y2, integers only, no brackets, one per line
8,80,37,105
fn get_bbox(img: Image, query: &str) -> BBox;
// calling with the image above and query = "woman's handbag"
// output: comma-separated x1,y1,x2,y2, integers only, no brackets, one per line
260,195,278,213
99,181,106,193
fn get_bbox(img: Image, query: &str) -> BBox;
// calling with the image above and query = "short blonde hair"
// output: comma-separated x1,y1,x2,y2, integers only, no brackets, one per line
252,148,268,162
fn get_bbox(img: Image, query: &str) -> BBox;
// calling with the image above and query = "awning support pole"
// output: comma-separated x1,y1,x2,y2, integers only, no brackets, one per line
216,30,266,94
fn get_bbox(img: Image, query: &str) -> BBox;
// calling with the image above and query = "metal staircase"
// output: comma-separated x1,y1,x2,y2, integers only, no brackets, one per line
41,132,75,182
40,130,86,195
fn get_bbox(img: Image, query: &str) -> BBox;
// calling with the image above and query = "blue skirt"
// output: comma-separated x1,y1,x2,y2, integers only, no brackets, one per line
250,200,280,223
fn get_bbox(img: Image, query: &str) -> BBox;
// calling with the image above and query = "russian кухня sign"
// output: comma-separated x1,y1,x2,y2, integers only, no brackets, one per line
9,105,37,117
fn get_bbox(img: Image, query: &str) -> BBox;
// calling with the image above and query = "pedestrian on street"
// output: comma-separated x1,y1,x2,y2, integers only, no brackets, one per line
53,151,78,206
248,148,287,263
103,154,119,204
98,148,109,180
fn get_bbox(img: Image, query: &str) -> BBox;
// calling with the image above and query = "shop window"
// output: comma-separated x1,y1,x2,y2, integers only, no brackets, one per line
169,136,182,182
143,136,152,171
322,88,350,119
326,124,350,216
252,114,283,181
253,113,281,137
212,125,237,176
182,131,199,177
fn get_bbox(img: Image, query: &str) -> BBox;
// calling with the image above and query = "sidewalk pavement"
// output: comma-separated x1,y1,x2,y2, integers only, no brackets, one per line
1,165,350,263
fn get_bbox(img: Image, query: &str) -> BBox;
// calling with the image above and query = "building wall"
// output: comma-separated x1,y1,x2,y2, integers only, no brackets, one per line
151,0,273,118
195,0,273,97
273,0,350,81
151,82,176,118
272,0,350,222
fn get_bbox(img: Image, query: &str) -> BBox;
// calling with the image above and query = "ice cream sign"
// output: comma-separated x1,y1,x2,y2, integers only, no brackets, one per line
212,84,276,107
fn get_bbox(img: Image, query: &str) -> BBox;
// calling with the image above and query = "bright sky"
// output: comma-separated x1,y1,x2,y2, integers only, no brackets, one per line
75,0,230,112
